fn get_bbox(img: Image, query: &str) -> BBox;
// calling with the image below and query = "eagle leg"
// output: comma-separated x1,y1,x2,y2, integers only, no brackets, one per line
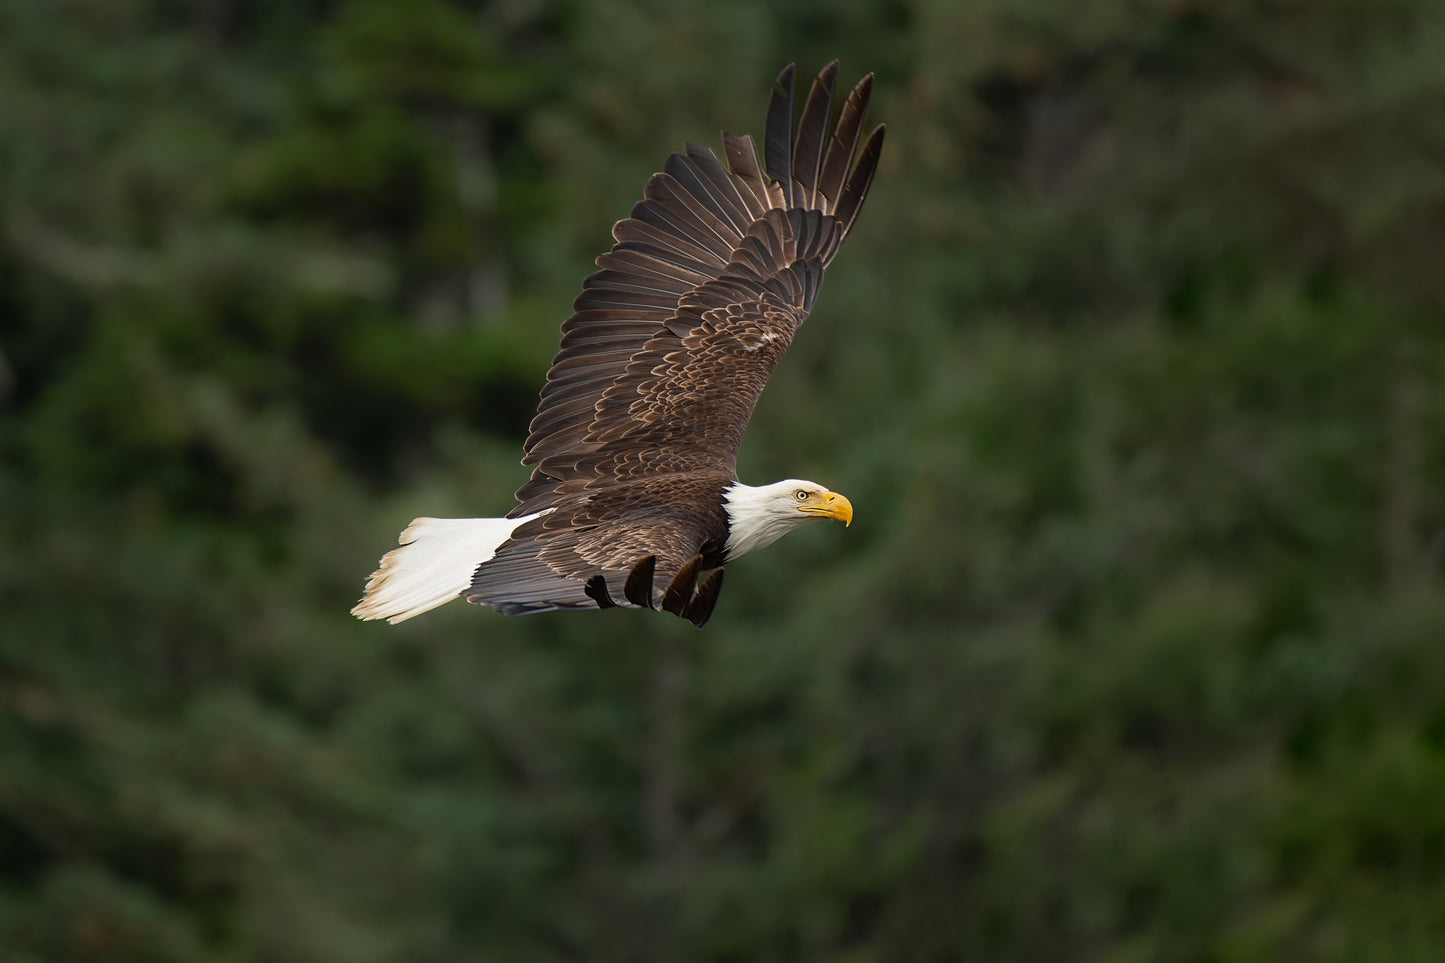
623,555,657,609
684,568,725,628
584,574,618,609
661,555,703,617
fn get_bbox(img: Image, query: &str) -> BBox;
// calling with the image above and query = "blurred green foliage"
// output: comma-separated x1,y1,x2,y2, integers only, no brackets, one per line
4,0,1445,960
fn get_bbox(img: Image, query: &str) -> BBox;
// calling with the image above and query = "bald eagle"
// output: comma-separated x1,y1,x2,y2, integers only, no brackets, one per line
353,62,885,627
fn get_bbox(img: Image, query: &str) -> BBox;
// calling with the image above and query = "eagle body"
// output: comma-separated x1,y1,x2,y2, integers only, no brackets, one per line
470,469,735,616
353,62,883,627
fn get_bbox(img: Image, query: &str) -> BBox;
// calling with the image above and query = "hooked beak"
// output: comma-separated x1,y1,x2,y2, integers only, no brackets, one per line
800,490,853,527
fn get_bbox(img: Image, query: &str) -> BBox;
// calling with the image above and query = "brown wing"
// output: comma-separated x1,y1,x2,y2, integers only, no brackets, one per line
511,61,885,515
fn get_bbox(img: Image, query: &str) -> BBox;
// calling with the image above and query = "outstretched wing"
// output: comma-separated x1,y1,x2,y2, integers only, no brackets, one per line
512,61,885,515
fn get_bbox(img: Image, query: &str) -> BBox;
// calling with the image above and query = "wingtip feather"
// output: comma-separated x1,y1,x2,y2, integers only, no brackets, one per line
765,64,797,206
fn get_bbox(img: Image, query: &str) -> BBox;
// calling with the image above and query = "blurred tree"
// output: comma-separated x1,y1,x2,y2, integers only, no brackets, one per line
3,0,1444,961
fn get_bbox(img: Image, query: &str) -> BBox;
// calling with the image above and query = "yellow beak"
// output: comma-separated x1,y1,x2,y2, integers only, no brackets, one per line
801,490,853,527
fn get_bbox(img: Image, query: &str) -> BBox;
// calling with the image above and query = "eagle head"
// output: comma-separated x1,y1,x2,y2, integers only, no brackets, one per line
722,479,853,560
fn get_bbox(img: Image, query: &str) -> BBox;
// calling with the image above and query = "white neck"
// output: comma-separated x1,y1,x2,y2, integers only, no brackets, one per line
722,480,817,560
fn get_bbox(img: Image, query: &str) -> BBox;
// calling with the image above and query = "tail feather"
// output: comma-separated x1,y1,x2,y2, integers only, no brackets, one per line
352,515,531,624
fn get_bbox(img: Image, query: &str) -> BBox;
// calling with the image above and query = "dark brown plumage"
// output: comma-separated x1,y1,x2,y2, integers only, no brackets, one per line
352,62,884,627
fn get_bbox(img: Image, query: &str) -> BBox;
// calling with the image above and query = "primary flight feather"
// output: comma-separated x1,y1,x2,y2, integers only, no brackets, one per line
353,62,885,627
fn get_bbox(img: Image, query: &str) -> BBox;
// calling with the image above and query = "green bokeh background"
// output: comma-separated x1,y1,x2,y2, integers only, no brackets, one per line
4,1,1445,960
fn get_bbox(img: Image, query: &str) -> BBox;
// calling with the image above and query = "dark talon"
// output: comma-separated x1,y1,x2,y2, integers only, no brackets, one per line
624,555,657,608
685,568,725,628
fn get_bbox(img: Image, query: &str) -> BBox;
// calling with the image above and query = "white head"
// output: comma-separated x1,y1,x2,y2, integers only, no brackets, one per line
722,479,854,561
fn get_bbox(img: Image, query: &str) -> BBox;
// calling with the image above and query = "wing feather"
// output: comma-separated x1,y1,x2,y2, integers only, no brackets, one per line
580,268,695,298
667,148,751,237
572,288,689,314
721,133,780,214
645,172,744,255
679,144,755,234
791,60,837,209
628,197,733,265
598,246,716,287
834,124,886,243
609,223,723,275
817,72,872,210
764,64,796,207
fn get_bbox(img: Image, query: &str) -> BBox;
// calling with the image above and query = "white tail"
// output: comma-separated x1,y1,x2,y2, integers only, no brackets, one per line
352,514,540,624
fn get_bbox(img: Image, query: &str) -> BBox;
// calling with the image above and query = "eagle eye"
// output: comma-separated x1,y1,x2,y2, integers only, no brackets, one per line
794,489,809,501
